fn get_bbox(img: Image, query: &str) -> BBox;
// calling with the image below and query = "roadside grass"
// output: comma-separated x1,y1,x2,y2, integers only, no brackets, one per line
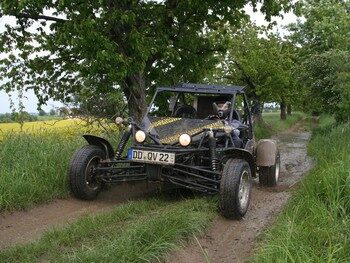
254,111,305,139
252,116,350,262
0,197,217,263
0,131,84,210
0,120,122,211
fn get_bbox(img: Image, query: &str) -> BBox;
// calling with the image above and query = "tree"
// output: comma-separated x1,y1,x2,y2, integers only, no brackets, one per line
299,50,350,122
49,108,56,115
38,109,46,116
289,0,350,56
213,22,299,121
0,0,293,122
288,0,350,121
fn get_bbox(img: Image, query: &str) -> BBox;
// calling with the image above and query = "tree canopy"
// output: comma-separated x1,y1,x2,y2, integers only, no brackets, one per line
211,22,301,120
0,0,293,121
290,0,350,122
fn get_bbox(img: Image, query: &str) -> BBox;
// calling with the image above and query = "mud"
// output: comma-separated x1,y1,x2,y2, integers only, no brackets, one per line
165,126,313,263
0,182,158,249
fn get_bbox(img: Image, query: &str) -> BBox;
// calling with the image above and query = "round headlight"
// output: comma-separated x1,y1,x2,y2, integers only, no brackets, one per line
115,116,124,125
179,134,191,147
135,130,146,143
224,125,233,134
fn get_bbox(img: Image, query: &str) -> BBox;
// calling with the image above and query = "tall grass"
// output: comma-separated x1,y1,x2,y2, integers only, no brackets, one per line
0,118,123,211
0,131,84,211
252,116,350,262
0,197,216,262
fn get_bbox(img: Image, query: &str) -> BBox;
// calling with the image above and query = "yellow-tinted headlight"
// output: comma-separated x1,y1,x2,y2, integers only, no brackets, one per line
135,130,146,143
179,134,191,147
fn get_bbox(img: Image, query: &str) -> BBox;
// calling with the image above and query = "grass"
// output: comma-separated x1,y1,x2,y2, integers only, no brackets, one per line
254,112,305,140
0,197,217,262
0,119,121,211
0,132,84,210
252,115,350,262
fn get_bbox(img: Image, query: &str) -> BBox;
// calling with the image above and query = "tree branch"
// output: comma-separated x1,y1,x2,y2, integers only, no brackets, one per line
16,13,67,23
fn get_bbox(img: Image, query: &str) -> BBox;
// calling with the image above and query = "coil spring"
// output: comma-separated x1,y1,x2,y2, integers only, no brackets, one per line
208,130,218,171
211,158,219,171
115,130,131,159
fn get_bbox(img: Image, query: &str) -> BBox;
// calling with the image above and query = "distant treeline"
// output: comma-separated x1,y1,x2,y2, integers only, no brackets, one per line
0,112,38,123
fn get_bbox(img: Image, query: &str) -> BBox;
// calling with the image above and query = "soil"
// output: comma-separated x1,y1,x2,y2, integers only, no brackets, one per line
165,123,313,263
0,182,159,249
0,121,313,260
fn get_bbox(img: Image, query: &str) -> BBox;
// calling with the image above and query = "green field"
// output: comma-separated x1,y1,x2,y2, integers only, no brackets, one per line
254,112,305,139
253,116,350,262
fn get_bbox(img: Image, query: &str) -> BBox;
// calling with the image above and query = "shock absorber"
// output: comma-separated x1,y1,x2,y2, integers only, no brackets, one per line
115,125,132,159
208,129,219,171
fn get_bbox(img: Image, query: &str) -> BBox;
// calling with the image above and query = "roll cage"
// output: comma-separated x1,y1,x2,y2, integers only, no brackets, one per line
146,83,254,140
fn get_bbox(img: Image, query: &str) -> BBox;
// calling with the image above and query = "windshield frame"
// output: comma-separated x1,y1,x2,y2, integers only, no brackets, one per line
147,88,239,122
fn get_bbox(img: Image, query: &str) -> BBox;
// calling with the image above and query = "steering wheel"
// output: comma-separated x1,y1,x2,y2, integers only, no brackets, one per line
173,105,197,118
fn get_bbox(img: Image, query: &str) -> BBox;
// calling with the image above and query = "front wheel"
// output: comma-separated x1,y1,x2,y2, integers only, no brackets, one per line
68,145,105,200
220,159,252,219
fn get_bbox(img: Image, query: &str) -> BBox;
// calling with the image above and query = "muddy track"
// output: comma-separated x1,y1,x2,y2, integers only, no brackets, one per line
0,182,159,249
165,124,313,263
0,123,312,257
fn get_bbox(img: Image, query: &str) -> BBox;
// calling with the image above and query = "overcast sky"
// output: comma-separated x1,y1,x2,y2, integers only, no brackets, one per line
0,5,298,114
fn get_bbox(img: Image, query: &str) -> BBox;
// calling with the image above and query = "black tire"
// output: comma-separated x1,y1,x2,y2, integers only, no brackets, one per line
68,145,105,200
220,159,252,219
259,152,280,187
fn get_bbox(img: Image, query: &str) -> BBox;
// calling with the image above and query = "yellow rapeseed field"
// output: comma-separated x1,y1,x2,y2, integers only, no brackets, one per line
0,118,111,141
0,118,84,133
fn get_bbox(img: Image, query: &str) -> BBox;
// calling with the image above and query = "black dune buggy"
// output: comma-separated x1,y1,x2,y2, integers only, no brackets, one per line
68,83,280,219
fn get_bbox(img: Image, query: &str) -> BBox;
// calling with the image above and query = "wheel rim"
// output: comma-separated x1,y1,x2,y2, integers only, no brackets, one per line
84,156,101,190
275,155,280,183
238,170,251,210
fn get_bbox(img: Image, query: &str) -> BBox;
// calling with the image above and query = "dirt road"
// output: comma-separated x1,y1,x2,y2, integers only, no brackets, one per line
165,126,313,263
0,124,313,258
0,182,158,249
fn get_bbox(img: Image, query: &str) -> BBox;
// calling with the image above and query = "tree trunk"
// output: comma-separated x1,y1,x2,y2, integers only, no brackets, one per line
123,73,148,124
287,104,292,115
251,97,263,123
280,100,287,120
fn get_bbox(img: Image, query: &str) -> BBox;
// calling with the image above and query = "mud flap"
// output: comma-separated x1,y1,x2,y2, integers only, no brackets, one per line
256,139,278,166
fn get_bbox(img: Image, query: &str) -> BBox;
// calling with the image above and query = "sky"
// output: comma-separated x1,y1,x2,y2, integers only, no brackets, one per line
0,4,299,114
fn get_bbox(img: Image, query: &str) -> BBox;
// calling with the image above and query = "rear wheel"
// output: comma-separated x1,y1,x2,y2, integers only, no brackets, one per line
69,145,105,200
220,159,252,219
259,152,280,187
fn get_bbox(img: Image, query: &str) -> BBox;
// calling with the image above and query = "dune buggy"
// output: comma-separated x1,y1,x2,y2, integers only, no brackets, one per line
68,83,280,219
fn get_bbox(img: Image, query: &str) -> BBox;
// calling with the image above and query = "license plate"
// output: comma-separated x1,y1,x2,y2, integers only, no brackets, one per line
127,149,175,165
